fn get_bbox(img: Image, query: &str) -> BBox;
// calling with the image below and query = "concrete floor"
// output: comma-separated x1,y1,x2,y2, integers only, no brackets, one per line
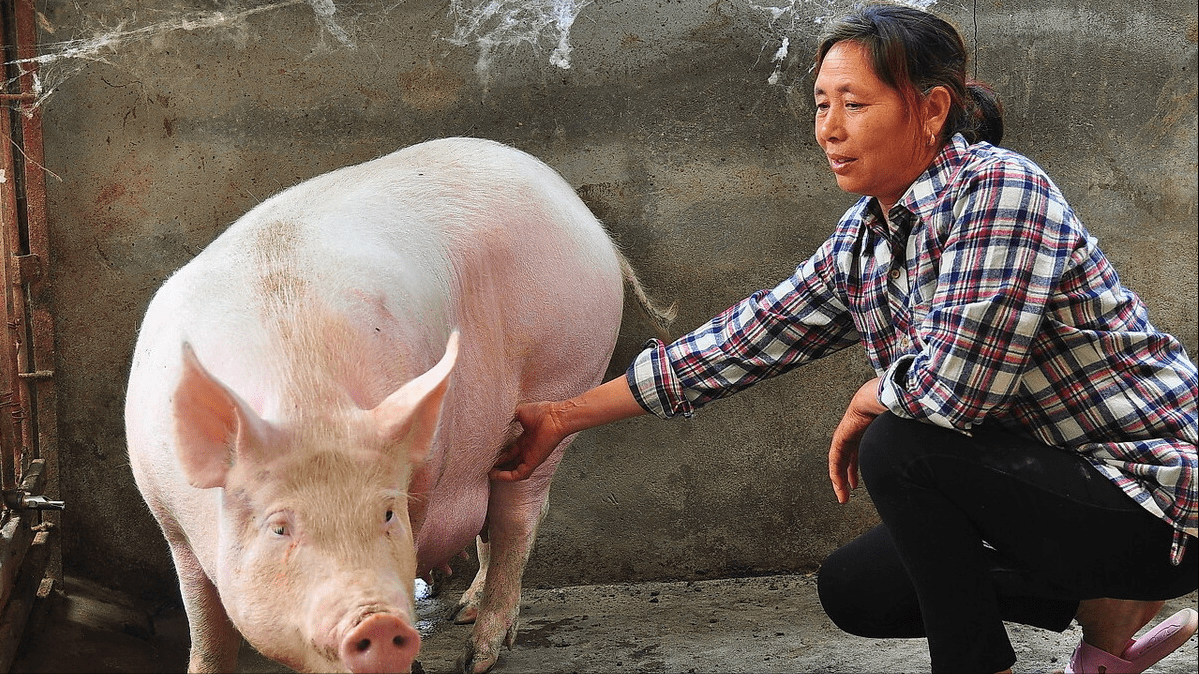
10,574,1199,673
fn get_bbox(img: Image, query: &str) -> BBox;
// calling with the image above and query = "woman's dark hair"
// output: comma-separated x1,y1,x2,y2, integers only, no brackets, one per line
814,2,1004,146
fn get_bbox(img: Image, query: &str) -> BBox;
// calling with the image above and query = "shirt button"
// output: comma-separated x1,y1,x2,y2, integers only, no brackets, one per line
889,269,902,280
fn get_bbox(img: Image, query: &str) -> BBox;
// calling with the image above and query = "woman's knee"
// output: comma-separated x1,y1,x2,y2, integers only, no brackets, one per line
817,545,879,636
817,525,926,638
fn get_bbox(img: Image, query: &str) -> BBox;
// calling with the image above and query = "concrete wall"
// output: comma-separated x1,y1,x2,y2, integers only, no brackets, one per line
34,0,1197,598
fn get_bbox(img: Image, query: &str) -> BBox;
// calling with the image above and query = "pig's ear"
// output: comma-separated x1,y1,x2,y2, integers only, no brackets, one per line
173,343,270,489
372,332,458,464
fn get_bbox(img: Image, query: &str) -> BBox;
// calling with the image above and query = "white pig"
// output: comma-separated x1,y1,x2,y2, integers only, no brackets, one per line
125,137,671,673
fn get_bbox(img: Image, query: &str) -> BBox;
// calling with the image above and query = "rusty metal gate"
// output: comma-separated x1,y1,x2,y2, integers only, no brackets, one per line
0,0,60,668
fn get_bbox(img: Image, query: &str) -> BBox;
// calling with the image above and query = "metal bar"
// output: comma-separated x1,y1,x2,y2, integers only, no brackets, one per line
13,0,60,582
16,370,52,380
0,0,26,505
0,0,60,634
15,0,55,442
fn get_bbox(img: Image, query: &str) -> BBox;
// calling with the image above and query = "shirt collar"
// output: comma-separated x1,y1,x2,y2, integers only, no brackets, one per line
861,133,972,239
899,133,971,218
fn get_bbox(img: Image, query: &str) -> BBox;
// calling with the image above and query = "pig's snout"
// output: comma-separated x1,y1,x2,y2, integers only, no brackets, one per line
339,613,421,673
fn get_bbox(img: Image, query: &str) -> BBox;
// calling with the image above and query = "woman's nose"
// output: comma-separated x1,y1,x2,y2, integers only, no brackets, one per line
817,107,844,145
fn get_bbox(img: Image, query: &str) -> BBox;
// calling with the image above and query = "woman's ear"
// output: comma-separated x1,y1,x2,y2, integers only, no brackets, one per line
923,86,952,142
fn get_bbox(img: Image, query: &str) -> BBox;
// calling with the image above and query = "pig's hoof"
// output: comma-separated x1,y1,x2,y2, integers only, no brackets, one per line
412,660,425,674
452,602,479,625
504,619,519,649
458,642,498,674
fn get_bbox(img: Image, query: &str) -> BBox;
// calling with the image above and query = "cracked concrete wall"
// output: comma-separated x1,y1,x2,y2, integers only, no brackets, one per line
31,0,1197,598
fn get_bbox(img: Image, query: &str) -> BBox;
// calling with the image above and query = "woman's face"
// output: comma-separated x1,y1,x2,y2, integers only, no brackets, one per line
814,40,941,214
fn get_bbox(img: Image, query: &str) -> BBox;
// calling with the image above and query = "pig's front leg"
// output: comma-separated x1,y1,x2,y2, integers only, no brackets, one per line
459,478,553,674
170,544,241,673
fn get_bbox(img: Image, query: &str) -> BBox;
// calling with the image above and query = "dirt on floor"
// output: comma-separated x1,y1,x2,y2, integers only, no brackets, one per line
10,574,1199,673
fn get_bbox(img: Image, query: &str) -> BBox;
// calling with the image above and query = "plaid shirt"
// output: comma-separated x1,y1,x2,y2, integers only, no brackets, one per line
628,134,1197,564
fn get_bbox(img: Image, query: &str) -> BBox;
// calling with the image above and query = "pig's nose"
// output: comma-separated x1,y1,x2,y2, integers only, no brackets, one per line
340,613,422,673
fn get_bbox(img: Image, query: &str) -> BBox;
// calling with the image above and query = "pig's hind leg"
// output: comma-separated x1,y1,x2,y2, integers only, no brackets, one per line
459,470,558,674
168,542,241,673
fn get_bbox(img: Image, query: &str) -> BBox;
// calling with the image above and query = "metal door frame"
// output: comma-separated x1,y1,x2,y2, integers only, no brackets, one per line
0,0,60,668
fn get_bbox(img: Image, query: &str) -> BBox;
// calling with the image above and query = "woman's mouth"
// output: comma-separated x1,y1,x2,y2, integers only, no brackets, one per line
827,155,855,173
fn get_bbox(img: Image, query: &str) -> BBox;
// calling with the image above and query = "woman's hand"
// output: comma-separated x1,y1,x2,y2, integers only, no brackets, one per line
491,377,649,482
490,401,571,482
829,377,887,504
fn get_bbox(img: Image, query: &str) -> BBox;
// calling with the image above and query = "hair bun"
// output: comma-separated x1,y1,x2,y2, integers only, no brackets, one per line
966,81,1004,145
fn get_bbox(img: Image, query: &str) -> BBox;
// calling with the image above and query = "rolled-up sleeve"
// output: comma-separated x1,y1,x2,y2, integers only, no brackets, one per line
626,241,861,419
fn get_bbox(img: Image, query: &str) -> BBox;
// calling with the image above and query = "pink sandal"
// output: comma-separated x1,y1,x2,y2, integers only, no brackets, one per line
1066,608,1198,674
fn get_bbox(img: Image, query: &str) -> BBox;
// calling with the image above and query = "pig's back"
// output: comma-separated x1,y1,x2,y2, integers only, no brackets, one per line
135,136,621,399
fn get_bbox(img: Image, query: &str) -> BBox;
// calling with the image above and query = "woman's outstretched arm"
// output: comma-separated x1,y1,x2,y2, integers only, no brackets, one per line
490,376,648,481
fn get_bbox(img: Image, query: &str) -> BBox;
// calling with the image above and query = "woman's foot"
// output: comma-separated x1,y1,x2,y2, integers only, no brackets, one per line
1068,604,1198,674
1074,598,1165,656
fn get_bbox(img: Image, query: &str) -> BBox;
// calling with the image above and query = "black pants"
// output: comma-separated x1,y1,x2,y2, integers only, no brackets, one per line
817,413,1197,674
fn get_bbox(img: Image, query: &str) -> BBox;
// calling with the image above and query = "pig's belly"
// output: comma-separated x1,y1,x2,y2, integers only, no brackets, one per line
412,483,490,574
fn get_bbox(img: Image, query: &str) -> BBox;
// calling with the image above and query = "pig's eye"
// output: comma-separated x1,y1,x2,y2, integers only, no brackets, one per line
267,515,292,538
384,509,395,524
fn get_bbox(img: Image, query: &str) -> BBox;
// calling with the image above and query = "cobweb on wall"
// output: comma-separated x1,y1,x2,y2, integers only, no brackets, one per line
5,0,942,109
447,0,591,78
6,0,597,108
5,0,355,110
741,0,938,87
